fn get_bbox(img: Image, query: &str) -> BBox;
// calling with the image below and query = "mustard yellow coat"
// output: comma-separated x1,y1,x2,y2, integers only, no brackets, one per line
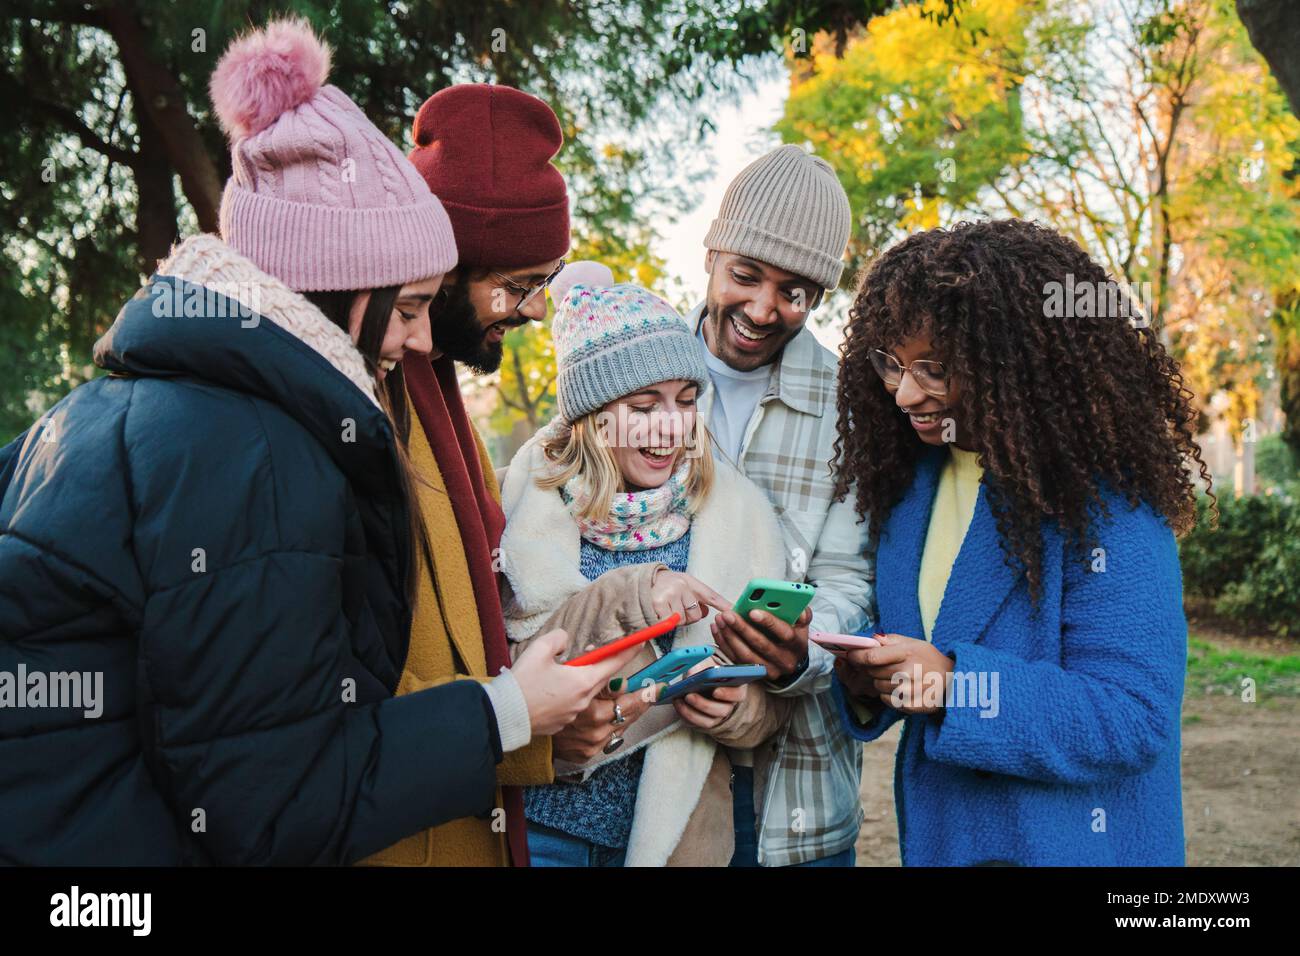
359,414,553,867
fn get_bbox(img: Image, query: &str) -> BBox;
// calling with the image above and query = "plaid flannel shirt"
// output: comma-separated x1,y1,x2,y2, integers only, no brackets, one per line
691,304,875,866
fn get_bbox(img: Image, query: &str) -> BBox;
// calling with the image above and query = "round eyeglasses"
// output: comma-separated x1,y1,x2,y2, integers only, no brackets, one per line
490,259,567,314
869,349,949,398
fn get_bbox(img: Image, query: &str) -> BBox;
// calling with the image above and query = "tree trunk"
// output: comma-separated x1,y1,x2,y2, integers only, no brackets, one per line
102,3,222,236
1239,1,1300,457
1272,290,1300,458
134,106,179,272
1236,0,1300,116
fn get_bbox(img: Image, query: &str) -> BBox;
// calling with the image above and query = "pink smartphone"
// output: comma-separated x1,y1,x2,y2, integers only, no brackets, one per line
809,630,881,656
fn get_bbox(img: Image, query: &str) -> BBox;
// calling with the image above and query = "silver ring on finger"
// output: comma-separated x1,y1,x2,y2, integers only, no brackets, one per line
684,601,699,610
603,733,625,754
611,704,626,725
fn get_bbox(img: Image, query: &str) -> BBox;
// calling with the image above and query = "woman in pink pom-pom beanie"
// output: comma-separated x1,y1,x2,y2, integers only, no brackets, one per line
0,17,634,865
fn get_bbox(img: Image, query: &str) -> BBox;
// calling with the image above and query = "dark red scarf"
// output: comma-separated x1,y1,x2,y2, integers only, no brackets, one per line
403,354,529,867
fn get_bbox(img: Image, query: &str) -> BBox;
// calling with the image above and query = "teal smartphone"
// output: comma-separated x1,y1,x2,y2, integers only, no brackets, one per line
732,578,816,627
616,644,715,694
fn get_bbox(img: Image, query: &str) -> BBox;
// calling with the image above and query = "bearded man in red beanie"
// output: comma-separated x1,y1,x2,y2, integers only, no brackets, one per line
360,84,569,869
410,83,570,374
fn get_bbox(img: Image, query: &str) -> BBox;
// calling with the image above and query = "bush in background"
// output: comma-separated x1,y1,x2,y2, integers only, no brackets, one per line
1180,492,1300,637
1254,433,1300,493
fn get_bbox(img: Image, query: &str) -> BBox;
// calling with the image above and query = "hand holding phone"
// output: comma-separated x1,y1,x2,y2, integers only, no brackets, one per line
613,644,715,694
551,682,660,764
667,660,763,730
731,578,816,626
810,630,882,656
710,578,815,682
511,629,644,738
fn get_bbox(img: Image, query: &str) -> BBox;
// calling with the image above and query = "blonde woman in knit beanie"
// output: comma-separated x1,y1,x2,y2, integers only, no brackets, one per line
497,263,801,866
0,19,634,865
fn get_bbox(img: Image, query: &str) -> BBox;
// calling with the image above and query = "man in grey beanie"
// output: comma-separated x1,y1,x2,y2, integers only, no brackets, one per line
689,143,875,867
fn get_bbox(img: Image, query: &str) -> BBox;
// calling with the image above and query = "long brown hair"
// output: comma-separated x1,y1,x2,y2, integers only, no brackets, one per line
305,287,434,604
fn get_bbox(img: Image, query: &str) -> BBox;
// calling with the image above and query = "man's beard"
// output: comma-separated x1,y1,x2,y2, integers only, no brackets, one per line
429,281,521,374
704,298,794,371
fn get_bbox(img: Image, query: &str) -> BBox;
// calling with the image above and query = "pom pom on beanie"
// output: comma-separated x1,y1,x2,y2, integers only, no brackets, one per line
209,16,457,292
210,16,331,140
549,260,615,305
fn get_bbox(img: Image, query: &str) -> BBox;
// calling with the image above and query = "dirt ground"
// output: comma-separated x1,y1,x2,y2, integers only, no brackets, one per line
853,655,1300,866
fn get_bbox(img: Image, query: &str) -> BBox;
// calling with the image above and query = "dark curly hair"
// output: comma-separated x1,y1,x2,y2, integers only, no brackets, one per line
833,218,1215,603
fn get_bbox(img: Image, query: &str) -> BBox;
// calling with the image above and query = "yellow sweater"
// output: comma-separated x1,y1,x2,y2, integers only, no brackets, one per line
359,407,553,867
917,446,984,642
846,446,984,726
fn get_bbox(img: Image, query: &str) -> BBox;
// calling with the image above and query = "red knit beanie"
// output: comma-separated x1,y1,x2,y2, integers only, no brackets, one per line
409,84,570,268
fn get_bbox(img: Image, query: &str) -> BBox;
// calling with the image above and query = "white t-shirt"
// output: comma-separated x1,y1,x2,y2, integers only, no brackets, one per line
697,323,774,466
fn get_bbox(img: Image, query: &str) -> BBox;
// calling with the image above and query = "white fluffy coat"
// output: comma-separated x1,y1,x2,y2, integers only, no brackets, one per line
498,429,787,866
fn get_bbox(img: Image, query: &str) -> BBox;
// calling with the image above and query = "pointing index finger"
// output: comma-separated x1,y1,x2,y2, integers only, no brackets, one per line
863,643,909,667
696,584,732,615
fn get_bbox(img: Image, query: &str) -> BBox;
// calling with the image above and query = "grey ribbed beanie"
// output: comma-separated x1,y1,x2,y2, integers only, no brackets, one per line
703,144,852,291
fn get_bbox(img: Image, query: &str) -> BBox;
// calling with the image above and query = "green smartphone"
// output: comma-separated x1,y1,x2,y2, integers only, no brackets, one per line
732,578,816,627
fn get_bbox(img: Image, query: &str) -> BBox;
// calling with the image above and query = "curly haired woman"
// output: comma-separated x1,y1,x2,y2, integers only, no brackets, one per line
833,219,1213,866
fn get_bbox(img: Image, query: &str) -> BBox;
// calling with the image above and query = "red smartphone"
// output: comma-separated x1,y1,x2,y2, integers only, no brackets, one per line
563,613,682,667
809,630,882,656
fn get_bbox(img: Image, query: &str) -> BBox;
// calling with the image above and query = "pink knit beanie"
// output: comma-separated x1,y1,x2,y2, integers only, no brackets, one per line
210,17,457,292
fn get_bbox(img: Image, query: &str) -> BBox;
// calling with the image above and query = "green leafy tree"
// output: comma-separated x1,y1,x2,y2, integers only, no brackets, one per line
779,0,1300,442
3,0,942,445
777,0,1033,271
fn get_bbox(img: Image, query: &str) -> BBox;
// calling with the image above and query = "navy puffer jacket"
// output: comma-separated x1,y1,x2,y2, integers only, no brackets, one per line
0,237,501,865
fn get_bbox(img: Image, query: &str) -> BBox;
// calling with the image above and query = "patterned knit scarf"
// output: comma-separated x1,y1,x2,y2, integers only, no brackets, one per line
563,464,692,551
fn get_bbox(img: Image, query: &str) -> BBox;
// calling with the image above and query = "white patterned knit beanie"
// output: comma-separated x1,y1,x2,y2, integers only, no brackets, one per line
550,262,709,423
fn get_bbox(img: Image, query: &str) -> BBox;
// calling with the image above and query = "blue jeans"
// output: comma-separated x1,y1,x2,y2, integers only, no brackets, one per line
527,822,627,867
729,765,856,868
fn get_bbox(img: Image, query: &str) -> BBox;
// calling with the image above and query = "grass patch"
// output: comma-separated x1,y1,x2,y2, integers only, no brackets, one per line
1186,636,1300,699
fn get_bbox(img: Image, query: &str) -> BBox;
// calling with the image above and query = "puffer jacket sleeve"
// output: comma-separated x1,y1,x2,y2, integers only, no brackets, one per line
129,388,502,865
398,671,555,786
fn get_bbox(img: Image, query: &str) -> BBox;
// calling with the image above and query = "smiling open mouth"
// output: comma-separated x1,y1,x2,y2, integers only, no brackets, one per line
486,318,527,343
639,447,676,466
730,315,771,343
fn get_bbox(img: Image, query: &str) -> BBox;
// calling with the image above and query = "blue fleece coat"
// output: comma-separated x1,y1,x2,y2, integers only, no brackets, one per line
835,448,1187,866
